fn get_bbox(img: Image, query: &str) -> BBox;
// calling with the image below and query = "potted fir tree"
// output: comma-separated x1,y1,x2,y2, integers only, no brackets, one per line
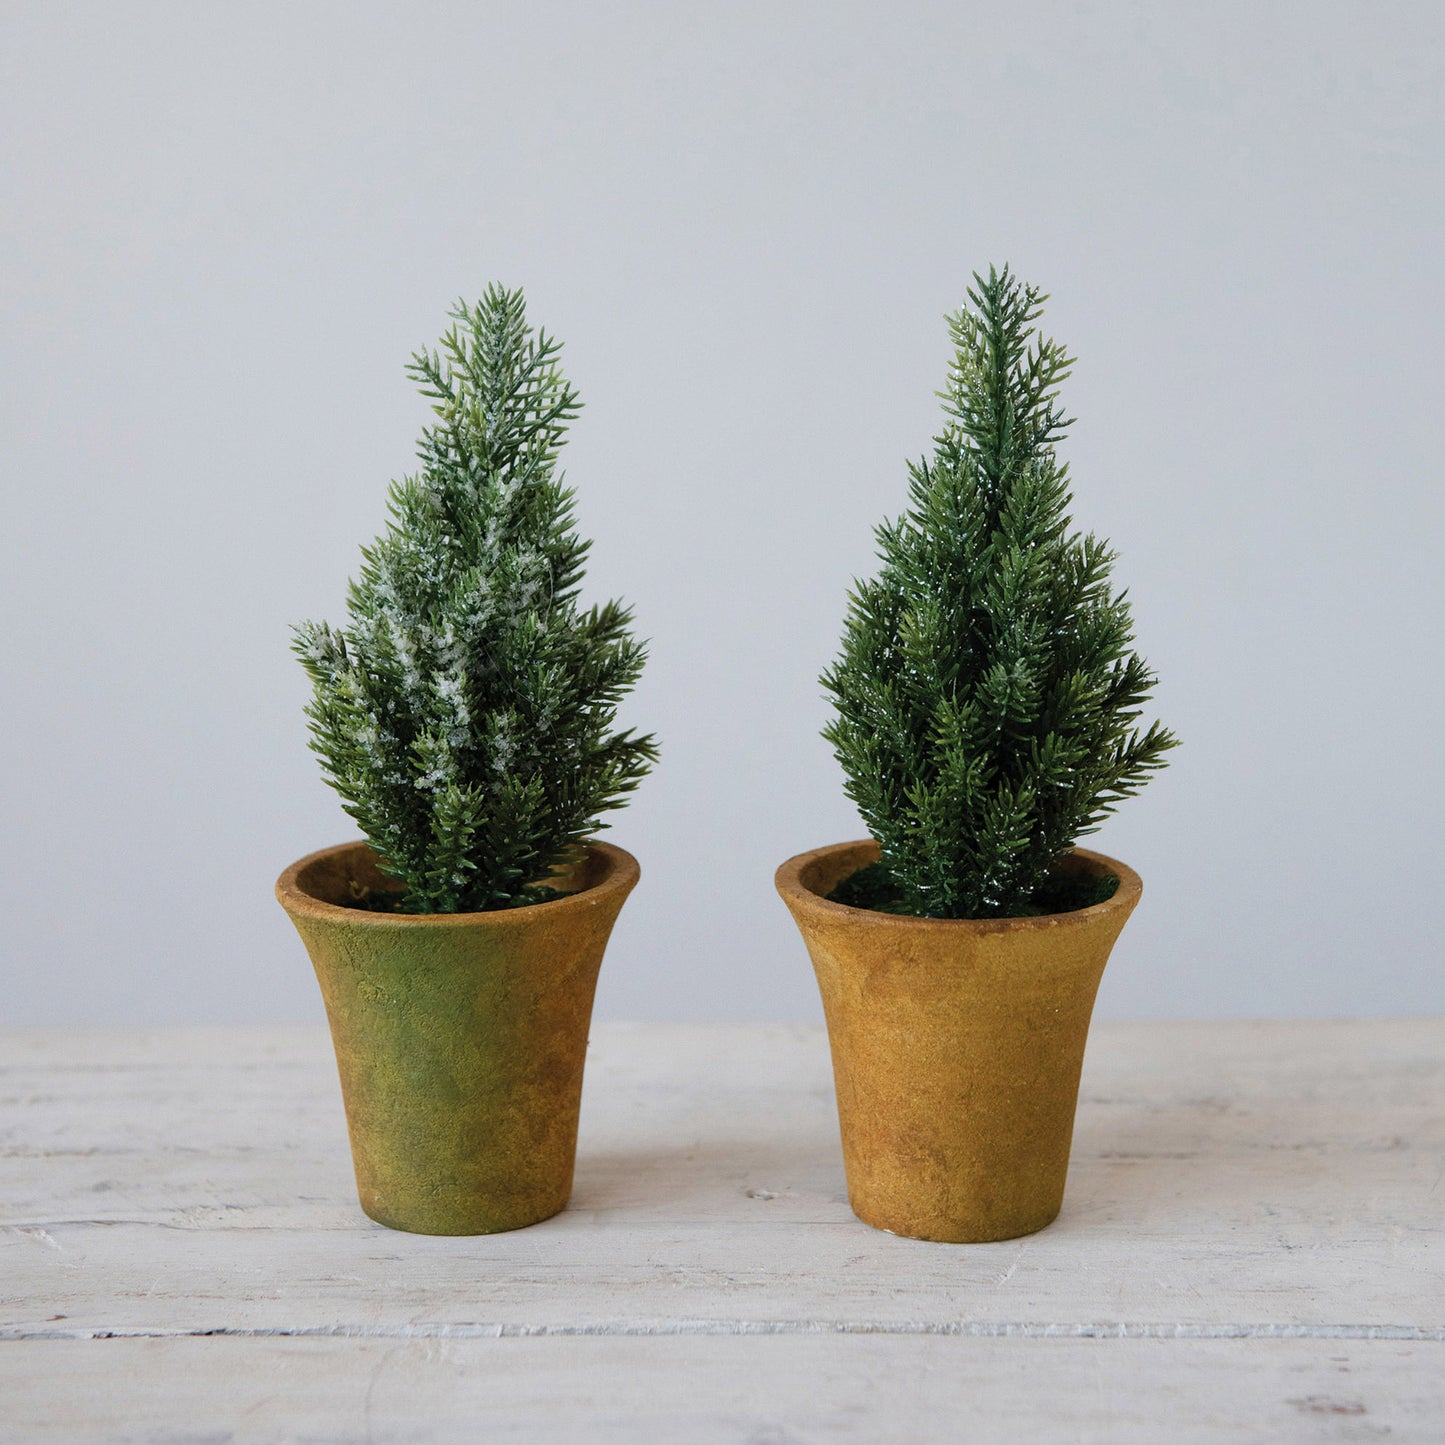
776,267,1176,1243
277,287,656,1235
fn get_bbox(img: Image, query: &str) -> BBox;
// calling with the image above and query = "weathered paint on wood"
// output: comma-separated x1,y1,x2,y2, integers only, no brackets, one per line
1,1021,1442,1440
2,1336,1440,1444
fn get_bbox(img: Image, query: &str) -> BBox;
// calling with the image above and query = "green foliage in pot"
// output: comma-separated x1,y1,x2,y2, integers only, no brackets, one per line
822,266,1177,919
294,286,657,913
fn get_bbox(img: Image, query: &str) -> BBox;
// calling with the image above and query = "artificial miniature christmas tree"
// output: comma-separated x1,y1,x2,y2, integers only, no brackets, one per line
821,265,1175,919
278,287,651,1235
778,266,1177,1242
293,286,656,913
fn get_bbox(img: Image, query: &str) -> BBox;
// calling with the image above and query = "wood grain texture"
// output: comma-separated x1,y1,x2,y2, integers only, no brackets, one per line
1,1020,1441,1440
2,1336,1440,1444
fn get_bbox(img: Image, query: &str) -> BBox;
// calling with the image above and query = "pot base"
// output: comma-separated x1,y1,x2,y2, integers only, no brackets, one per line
859,1203,1062,1245
358,1193,569,1237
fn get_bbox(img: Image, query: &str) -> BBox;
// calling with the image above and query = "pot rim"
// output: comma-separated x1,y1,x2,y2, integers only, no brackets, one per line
775,838,1141,934
275,838,640,928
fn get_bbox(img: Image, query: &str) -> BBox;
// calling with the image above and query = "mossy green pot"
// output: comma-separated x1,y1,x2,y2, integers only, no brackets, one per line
776,840,1141,1244
276,839,638,1236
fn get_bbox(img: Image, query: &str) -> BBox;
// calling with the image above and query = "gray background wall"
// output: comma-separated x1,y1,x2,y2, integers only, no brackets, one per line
3,1,1441,1028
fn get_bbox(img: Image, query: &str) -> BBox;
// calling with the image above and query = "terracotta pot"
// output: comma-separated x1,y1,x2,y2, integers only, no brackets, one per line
776,839,1141,1243
276,839,638,1235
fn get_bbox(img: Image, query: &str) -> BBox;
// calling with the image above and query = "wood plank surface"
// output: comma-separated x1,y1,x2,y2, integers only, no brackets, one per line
1,1020,1441,1440
3,1335,1440,1444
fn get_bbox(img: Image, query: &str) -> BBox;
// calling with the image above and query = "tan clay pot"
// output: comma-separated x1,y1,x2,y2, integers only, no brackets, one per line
776,839,1141,1243
276,839,638,1236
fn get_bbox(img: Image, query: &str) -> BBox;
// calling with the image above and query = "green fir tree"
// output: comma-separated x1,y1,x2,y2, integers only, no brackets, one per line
294,287,657,913
822,266,1176,919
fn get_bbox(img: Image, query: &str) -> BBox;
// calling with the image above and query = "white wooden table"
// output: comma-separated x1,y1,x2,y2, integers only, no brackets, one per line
2,1021,1441,1442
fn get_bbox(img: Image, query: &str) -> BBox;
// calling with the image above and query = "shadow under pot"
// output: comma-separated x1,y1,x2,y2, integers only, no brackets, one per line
276,839,638,1236
775,839,1141,1244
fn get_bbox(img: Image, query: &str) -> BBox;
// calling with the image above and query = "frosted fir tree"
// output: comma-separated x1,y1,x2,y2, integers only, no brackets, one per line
294,287,657,913
822,266,1176,919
